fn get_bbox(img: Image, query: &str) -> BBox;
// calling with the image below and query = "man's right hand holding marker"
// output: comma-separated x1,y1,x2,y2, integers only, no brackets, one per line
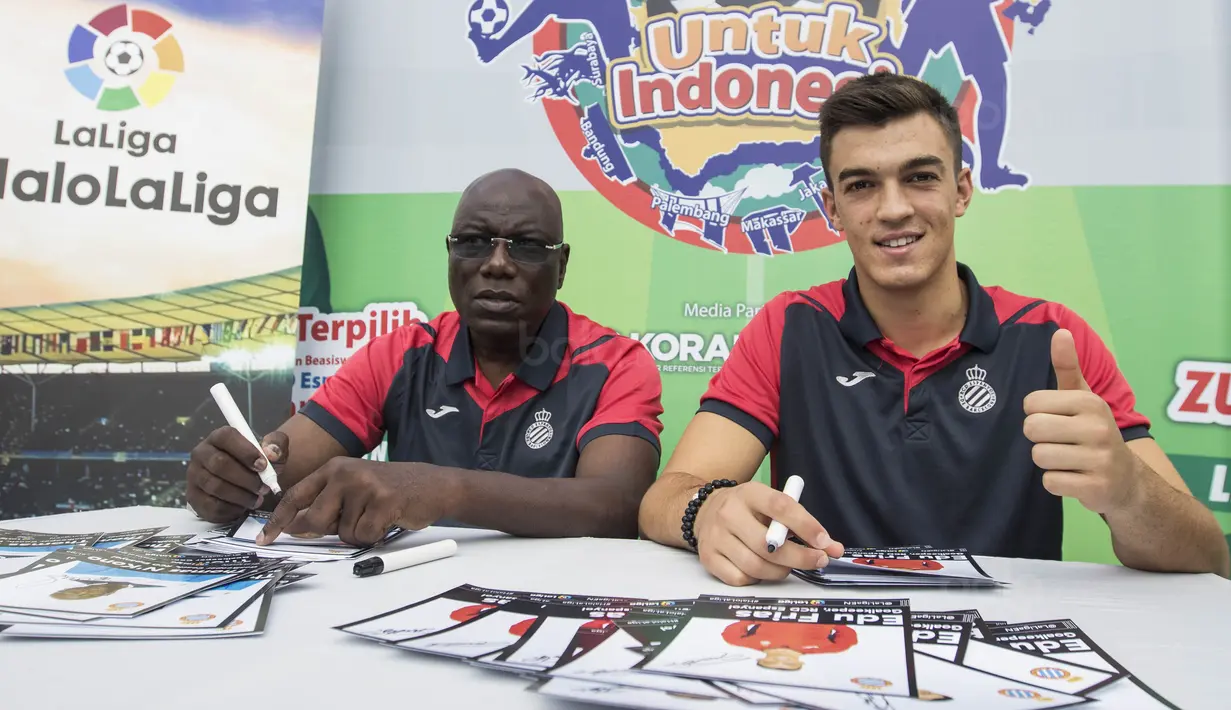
690,481,845,587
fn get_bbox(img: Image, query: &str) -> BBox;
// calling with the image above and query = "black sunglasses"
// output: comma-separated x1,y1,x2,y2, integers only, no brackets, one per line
447,234,565,265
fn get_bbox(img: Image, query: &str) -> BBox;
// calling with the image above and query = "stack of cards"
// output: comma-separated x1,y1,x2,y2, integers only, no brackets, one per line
0,524,314,640
792,546,1006,588
0,526,188,559
180,511,407,562
335,583,1181,710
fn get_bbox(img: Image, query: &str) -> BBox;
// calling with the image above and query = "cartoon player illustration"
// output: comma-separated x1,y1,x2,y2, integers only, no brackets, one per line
851,558,946,571
466,0,638,65
521,42,601,104
49,579,161,600
450,603,499,623
509,617,538,637
722,620,858,671
563,618,619,660
888,0,1052,191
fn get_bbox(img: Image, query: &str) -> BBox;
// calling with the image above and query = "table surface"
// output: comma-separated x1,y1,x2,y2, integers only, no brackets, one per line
0,506,1228,710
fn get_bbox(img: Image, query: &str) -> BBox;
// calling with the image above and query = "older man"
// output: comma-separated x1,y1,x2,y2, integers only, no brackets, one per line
186,169,664,544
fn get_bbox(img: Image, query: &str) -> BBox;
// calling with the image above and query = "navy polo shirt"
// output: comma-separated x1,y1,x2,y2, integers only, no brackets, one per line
699,264,1151,560
301,302,664,479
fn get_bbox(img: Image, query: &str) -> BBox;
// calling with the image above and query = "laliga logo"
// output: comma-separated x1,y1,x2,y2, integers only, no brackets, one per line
65,4,185,111
466,1,1051,256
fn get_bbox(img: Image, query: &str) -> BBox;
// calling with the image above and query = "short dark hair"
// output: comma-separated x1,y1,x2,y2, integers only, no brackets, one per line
818,73,963,184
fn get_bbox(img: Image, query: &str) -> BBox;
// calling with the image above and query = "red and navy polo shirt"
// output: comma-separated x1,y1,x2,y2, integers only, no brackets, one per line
700,263,1150,561
301,301,664,484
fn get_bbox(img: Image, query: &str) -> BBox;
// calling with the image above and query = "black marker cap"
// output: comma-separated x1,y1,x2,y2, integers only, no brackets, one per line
353,557,385,577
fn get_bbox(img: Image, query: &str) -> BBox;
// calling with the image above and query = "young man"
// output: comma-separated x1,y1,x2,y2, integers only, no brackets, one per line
185,168,664,544
638,73,1229,585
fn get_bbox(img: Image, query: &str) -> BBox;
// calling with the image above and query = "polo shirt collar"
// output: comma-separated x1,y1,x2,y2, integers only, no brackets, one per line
446,301,568,391
838,262,999,352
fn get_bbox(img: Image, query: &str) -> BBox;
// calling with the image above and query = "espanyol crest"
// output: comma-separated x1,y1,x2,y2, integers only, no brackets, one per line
958,364,996,414
525,408,554,449
464,0,1051,255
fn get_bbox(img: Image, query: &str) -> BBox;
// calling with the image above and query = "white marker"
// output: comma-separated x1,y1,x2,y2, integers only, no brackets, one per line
353,539,458,577
765,475,805,553
209,383,281,495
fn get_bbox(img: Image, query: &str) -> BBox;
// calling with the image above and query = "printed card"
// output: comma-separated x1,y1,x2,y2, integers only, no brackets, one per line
961,638,1118,695
91,527,167,549
131,535,198,554
638,597,914,696
797,547,1004,588
911,610,977,663
533,678,758,710
394,598,545,660
547,616,731,698
0,546,270,617
987,618,1121,673
496,601,641,671
335,583,524,643
226,511,404,548
737,652,1089,709
0,529,103,556
0,574,278,640
987,618,1181,709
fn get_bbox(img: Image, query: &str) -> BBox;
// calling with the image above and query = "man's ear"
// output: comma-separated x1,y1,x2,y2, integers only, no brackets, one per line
821,186,843,233
954,167,974,218
557,244,570,290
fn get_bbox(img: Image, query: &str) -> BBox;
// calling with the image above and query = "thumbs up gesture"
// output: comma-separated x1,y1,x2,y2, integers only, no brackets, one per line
1022,329,1140,515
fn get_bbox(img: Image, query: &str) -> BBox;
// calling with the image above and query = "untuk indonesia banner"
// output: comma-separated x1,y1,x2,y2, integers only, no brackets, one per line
296,0,1229,564
0,0,324,519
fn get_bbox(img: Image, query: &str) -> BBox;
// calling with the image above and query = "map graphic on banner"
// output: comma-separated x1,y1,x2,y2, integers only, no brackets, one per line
0,0,324,520
464,0,1049,255
293,0,1226,563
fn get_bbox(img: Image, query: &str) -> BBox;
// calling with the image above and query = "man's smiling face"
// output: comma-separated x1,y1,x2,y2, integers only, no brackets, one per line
821,111,973,293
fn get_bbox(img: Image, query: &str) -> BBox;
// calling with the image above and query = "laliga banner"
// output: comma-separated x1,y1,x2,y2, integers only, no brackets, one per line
0,1,324,519
298,0,1229,563
0,0,323,350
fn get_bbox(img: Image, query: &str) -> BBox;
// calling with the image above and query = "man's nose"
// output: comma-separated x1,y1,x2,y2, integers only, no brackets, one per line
876,183,914,223
479,239,517,276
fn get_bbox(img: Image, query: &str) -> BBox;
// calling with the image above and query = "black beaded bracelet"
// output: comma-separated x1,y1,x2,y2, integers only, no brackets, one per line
681,479,738,551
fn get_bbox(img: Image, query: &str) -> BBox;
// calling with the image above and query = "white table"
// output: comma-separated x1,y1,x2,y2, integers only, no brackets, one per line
0,506,1227,709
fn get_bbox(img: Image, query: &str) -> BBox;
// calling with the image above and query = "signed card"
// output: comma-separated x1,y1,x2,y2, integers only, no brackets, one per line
394,598,545,660
335,583,524,643
496,603,633,671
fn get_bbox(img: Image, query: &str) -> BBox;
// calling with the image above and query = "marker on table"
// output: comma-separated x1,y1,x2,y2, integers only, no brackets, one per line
765,475,805,553
209,383,281,495
353,539,458,577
